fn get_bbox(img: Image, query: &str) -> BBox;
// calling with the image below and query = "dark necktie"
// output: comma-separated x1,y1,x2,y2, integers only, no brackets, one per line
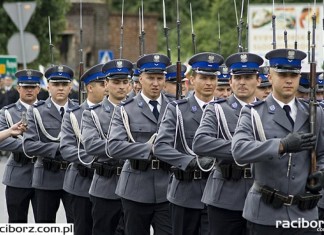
60,107,65,118
283,105,294,128
149,100,159,120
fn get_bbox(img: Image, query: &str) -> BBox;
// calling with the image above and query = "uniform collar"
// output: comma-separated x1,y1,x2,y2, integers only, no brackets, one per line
140,91,162,106
51,97,68,113
194,94,214,110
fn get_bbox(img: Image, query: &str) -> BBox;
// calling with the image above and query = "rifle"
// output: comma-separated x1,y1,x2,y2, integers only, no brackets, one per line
190,2,196,54
119,0,125,59
175,0,182,100
48,16,54,67
271,0,276,49
309,7,317,184
78,0,85,104
163,0,171,60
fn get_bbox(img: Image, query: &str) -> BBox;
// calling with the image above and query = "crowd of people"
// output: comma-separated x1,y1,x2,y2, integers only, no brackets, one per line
0,47,324,235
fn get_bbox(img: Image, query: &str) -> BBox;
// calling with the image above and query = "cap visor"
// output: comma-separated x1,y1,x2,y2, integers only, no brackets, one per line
273,68,300,74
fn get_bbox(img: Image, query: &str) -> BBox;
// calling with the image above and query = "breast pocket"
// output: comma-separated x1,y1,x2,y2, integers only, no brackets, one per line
42,121,61,138
130,123,155,142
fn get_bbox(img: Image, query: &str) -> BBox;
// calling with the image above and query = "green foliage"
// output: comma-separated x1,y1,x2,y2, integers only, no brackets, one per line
0,0,70,69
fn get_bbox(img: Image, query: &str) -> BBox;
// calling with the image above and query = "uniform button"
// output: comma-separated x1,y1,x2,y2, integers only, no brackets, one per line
292,164,296,167
178,164,182,168
141,154,144,158
292,176,295,180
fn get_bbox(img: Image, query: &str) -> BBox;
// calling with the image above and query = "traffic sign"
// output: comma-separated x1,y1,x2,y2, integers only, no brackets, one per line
3,2,36,31
98,50,114,64
7,32,40,64
0,56,17,77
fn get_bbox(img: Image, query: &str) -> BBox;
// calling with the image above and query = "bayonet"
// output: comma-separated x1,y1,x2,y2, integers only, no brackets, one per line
141,0,145,55
163,0,171,60
272,0,276,49
238,0,244,52
48,16,54,66
218,13,221,54
119,0,124,59
78,0,85,104
190,2,196,54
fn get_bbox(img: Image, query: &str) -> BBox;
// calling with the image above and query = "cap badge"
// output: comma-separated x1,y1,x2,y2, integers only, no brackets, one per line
222,67,229,74
287,50,295,60
208,55,215,63
240,54,248,63
153,55,160,63
27,70,32,79
58,65,64,73
116,60,123,68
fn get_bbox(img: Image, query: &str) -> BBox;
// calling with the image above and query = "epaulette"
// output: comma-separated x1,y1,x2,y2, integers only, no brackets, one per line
170,98,189,106
210,98,226,105
33,100,46,107
121,97,134,106
87,103,101,110
66,105,81,113
246,100,265,108
3,103,16,110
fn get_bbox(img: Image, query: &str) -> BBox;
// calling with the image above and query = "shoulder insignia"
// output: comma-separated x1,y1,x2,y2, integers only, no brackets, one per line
121,97,134,106
170,98,189,106
246,100,265,108
87,103,101,110
66,105,81,113
3,103,16,110
33,100,46,107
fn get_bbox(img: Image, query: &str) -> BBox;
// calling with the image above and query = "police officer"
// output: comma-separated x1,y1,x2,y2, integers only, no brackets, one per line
255,66,272,100
60,64,106,235
214,65,232,99
108,53,172,235
22,65,76,223
128,64,141,99
154,52,224,235
232,49,323,234
163,64,187,99
191,52,263,235
82,59,133,235
296,72,310,100
0,69,41,222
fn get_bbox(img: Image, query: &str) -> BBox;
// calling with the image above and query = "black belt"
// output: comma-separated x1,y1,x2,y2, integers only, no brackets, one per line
253,182,322,210
43,158,70,173
13,153,36,165
130,159,171,171
171,167,209,181
77,164,94,178
219,163,252,180
91,162,122,178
